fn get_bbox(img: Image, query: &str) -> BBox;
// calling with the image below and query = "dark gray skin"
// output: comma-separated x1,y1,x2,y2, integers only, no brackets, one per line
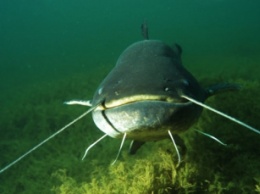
90,37,237,154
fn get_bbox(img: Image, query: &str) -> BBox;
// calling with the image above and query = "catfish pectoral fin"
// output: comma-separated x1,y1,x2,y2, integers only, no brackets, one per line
129,140,145,155
205,83,240,97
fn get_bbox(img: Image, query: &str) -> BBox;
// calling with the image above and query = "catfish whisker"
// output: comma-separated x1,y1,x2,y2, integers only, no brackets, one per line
181,95,260,135
82,134,107,160
111,133,127,165
64,100,92,106
168,130,181,167
0,105,97,174
194,129,227,146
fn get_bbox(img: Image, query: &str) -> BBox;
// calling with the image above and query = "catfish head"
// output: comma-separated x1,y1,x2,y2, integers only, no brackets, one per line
91,40,207,142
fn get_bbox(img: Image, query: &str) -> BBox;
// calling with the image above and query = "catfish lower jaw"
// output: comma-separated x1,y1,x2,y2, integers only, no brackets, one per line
92,99,197,141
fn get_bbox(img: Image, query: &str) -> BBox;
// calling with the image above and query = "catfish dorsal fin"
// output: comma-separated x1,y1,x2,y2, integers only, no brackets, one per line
181,95,260,135
141,20,149,40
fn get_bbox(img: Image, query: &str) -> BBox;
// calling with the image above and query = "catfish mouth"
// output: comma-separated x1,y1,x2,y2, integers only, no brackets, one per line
98,94,191,110
92,94,194,140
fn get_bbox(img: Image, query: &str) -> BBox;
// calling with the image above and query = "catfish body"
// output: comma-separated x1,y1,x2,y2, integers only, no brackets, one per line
91,40,207,141
0,24,258,174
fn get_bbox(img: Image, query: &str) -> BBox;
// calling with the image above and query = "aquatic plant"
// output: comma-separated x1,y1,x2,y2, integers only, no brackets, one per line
0,72,259,193
50,79,260,194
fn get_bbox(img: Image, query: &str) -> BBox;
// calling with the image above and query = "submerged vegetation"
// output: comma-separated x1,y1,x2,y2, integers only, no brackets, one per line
0,69,260,193
51,80,260,194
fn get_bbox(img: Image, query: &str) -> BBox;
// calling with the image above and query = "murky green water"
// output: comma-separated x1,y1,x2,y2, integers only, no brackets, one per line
0,1,260,193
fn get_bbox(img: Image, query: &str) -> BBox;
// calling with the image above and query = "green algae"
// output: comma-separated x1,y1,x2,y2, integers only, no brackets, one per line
0,71,260,194
49,79,260,194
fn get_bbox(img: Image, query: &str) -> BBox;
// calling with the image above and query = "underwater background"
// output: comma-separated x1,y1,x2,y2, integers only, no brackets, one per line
0,0,260,193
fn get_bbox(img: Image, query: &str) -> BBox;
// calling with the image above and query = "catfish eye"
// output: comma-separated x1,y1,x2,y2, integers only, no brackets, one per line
182,79,189,86
164,87,170,92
